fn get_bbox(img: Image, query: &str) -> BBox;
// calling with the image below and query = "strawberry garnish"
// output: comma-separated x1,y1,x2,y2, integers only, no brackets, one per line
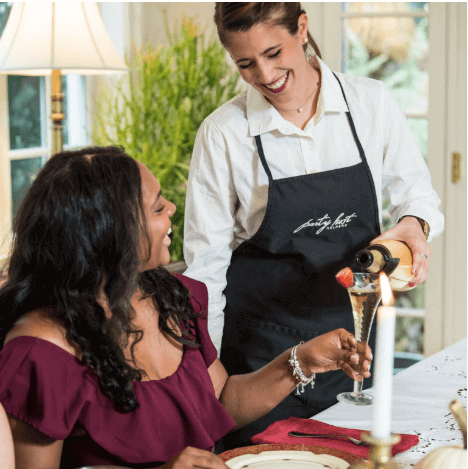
336,267,354,289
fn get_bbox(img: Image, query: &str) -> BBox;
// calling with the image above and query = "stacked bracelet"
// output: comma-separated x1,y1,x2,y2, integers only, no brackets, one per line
288,341,315,395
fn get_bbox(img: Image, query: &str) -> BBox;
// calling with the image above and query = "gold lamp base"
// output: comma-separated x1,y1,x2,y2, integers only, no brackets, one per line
51,69,64,156
351,432,402,469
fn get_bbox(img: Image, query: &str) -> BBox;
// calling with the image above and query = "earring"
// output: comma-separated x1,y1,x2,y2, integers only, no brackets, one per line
304,42,316,61
303,36,315,61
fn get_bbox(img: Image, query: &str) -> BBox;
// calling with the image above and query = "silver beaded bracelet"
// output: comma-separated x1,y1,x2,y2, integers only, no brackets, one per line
288,341,316,395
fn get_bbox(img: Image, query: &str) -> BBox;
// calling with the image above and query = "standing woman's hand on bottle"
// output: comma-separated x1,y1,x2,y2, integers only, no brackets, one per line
296,329,372,380
370,216,430,286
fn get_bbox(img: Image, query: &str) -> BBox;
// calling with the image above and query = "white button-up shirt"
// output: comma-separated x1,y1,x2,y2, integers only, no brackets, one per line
183,58,444,353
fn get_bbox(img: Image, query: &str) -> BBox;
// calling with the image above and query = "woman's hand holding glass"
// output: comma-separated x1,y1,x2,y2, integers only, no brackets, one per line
296,328,372,380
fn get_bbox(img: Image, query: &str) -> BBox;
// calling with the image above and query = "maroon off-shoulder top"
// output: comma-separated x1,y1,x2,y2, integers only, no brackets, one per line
0,274,235,468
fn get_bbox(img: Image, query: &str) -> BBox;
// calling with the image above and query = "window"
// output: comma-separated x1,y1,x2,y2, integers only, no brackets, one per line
340,2,430,355
0,2,87,257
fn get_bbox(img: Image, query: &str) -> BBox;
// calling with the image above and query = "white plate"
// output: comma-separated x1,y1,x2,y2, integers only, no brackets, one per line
225,450,350,468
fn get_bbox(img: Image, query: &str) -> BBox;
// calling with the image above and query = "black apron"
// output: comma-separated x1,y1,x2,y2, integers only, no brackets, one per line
219,75,381,450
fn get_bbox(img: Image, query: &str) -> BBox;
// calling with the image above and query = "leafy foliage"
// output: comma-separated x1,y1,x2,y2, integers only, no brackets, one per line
93,16,239,261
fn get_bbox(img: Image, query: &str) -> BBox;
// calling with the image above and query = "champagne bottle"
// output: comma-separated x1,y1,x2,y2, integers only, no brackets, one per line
355,239,415,291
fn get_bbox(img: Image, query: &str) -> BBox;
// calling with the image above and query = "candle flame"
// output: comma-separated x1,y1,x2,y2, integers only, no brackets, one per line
379,272,394,306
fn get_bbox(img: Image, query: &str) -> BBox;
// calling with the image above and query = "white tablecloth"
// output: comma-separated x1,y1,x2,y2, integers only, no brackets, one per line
314,338,467,468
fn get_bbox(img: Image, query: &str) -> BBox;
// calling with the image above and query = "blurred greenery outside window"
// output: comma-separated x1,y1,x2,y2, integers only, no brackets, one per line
1,2,87,231
342,2,429,354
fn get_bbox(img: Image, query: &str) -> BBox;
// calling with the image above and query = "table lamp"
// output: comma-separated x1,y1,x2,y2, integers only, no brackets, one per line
0,2,128,155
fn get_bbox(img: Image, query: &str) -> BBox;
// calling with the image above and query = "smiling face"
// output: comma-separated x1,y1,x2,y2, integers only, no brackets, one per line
138,161,176,271
225,14,317,112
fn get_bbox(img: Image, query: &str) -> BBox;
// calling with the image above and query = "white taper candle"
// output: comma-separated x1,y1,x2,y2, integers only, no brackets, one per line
372,273,396,439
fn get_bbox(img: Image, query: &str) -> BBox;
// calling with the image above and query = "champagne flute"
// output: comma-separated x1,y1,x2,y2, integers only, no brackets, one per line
337,272,381,405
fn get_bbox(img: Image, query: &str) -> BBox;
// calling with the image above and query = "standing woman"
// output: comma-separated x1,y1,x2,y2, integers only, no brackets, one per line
184,2,444,449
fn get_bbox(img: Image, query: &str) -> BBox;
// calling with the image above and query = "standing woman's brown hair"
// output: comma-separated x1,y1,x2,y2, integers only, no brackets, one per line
214,2,321,59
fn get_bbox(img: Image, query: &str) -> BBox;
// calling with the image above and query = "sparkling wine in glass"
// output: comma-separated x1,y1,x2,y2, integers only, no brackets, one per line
337,272,381,405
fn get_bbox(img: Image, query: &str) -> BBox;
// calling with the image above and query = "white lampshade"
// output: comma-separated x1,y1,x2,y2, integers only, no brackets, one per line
0,2,128,75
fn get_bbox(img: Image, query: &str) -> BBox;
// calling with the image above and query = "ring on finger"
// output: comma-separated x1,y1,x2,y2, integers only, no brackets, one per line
422,254,428,259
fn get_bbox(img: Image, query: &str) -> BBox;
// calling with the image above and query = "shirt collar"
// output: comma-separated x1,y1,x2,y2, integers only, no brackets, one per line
316,57,349,120
247,57,349,136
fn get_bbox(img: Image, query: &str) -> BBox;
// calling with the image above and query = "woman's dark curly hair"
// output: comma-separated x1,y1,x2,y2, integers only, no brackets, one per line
214,2,322,59
0,146,200,412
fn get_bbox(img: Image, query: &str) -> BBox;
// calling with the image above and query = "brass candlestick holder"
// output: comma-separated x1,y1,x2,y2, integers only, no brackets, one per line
351,432,401,468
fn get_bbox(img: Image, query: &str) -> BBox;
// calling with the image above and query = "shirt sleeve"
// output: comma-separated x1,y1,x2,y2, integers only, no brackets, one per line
183,118,238,354
379,81,444,241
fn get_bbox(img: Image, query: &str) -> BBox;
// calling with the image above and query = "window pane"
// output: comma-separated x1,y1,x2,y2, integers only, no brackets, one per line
343,5,429,114
344,2,428,14
395,284,425,310
62,75,87,148
395,317,424,354
0,2,13,37
8,76,46,150
341,3,430,356
11,157,46,220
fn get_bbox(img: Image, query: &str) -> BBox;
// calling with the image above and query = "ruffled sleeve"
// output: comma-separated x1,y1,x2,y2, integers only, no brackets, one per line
0,336,92,440
173,273,218,368
0,278,234,465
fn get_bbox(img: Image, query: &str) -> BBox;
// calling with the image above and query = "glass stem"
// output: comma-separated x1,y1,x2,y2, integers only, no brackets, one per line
353,379,364,396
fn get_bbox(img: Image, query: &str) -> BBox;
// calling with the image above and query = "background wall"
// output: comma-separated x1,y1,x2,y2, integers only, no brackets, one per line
124,2,217,54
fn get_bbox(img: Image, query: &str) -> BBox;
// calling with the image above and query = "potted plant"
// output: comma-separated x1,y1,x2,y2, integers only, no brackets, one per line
93,14,239,262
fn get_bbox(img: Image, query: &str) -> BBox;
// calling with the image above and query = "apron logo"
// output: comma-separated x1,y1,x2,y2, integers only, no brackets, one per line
293,213,357,235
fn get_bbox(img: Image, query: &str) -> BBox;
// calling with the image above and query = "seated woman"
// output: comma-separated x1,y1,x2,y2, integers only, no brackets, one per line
0,402,14,469
0,147,371,469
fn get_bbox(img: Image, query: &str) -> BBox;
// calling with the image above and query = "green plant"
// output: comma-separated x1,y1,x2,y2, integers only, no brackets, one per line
93,14,239,261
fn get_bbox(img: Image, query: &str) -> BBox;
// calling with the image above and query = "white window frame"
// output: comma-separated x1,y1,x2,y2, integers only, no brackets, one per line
0,74,12,256
0,74,89,258
0,73,52,258
0,2,126,259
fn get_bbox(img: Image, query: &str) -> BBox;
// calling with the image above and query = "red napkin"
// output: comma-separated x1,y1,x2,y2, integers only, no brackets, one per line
251,417,419,459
